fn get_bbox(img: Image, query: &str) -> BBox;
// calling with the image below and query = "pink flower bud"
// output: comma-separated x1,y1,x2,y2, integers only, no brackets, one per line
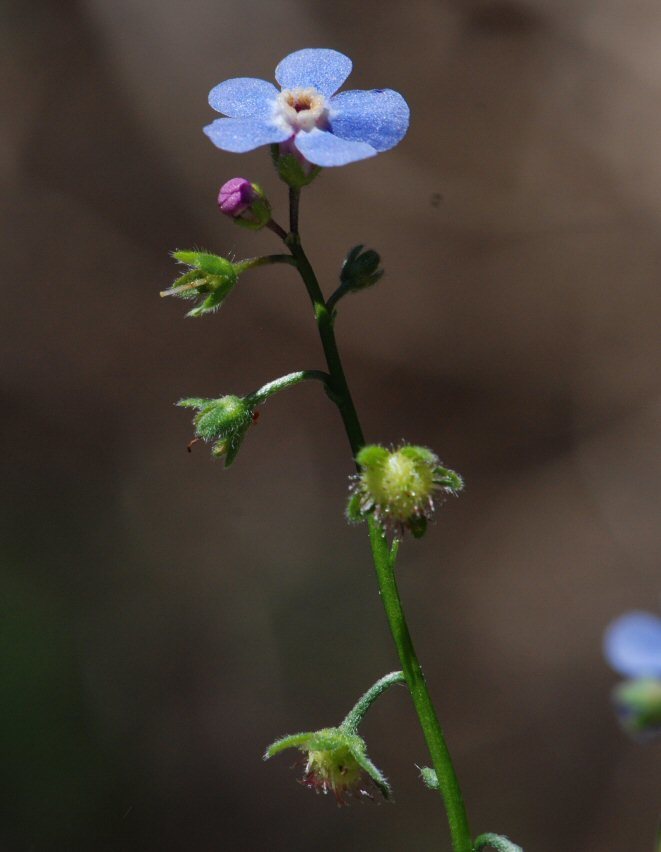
217,177,257,217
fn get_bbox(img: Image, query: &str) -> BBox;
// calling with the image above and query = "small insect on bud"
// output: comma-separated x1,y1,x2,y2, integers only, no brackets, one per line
217,178,272,230
347,444,463,537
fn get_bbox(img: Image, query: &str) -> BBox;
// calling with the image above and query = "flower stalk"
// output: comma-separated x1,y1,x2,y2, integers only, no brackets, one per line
280,223,473,852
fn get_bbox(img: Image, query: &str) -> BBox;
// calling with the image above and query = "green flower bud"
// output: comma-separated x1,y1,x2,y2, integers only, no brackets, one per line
161,251,239,317
178,394,255,467
348,443,464,536
612,678,661,738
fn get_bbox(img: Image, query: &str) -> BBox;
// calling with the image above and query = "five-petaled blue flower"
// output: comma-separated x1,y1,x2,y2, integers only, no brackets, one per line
204,48,410,167
604,611,661,678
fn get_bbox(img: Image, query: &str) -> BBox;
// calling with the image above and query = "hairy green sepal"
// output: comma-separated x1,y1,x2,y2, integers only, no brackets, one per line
178,394,254,467
162,251,239,317
474,833,524,851
270,145,321,189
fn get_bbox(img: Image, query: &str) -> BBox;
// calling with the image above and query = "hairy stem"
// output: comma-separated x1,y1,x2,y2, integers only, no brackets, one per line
246,370,330,406
284,230,472,852
236,253,296,272
341,671,406,733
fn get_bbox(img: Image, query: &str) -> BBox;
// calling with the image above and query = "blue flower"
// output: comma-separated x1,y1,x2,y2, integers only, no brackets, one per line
603,611,661,678
604,610,661,738
204,48,409,167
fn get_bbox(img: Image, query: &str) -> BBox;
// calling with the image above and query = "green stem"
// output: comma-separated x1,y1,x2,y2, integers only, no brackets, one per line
266,219,289,241
325,283,349,314
246,370,330,406
369,519,471,852
235,253,296,272
341,670,406,733
284,232,473,852
289,186,300,235
285,235,365,453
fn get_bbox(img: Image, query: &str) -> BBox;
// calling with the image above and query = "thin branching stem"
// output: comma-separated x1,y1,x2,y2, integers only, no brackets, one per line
275,222,473,852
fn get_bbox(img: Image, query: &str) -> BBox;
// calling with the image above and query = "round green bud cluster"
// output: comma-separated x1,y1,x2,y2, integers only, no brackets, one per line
347,444,463,537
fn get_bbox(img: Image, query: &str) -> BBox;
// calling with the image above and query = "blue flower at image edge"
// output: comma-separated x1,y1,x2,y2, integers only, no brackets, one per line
603,611,661,678
204,48,409,167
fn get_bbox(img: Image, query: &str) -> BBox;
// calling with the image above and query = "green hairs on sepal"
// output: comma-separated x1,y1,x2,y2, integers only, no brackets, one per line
178,394,254,467
474,833,524,851
161,251,239,317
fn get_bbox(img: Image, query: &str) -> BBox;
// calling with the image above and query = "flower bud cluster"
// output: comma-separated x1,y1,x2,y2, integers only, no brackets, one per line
347,444,463,537
178,394,255,467
161,251,239,317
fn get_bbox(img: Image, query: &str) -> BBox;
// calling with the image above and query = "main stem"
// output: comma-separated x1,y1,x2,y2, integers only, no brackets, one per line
284,190,472,852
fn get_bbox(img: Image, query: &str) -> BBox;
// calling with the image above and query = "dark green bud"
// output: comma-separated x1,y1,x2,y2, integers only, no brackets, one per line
340,245,384,293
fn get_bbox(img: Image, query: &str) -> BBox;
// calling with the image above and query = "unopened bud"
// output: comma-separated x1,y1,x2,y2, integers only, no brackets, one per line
217,178,271,230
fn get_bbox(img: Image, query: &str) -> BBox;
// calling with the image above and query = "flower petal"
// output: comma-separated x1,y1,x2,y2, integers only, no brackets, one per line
329,89,410,151
208,77,279,118
604,611,661,677
275,48,352,98
294,128,376,167
203,117,290,153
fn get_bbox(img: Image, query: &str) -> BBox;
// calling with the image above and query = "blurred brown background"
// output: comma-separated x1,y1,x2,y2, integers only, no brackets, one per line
2,0,660,849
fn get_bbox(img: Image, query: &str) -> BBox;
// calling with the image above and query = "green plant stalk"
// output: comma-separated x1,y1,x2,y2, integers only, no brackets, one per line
246,370,330,406
283,202,472,852
341,670,406,733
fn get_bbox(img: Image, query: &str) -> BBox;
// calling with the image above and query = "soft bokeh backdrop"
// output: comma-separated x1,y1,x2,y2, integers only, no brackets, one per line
2,0,660,849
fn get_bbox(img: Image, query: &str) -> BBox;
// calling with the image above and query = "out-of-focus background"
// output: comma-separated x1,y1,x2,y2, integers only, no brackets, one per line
2,0,660,849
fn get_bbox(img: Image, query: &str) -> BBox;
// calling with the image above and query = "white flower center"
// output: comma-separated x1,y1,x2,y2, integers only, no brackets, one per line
273,87,329,133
